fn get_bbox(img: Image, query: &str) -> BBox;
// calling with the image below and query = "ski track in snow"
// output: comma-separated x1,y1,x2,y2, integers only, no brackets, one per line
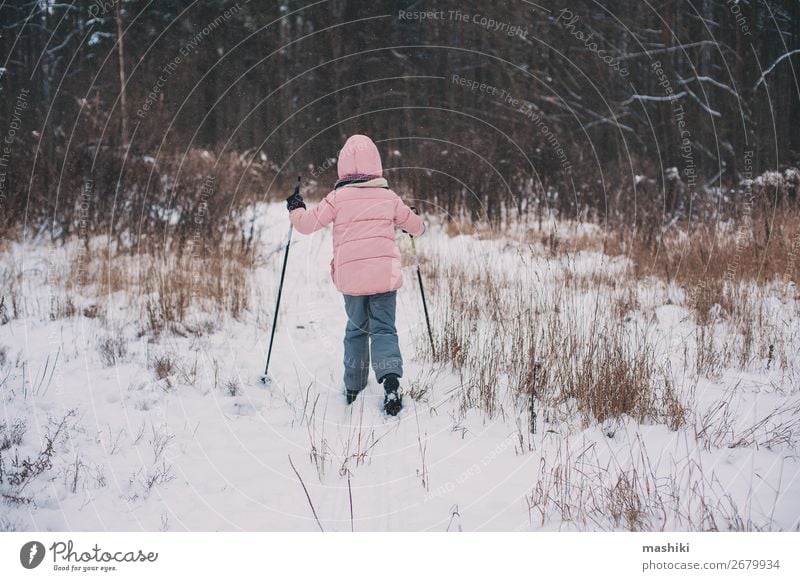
1,203,799,532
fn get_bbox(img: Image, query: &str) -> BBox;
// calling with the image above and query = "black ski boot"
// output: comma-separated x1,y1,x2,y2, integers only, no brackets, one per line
382,374,402,416
345,389,360,405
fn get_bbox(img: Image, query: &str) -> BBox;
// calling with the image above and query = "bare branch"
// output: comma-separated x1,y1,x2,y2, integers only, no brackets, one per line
288,454,324,532
753,49,800,90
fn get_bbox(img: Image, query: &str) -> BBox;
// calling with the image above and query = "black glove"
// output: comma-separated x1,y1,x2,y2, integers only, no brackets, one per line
286,192,305,212
286,177,305,211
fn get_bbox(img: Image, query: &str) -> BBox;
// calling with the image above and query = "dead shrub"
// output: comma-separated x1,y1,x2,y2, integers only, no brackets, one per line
571,328,658,425
0,419,26,452
662,377,688,431
608,471,646,531
152,355,174,382
0,411,74,492
97,335,128,367
224,378,241,397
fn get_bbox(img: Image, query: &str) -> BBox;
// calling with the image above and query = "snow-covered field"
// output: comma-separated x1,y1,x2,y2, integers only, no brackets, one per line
1,203,799,531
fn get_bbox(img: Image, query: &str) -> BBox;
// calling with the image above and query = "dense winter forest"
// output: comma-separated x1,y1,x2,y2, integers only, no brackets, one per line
1,0,799,240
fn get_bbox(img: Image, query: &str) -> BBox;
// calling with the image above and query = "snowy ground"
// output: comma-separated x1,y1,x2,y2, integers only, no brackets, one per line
1,203,799,531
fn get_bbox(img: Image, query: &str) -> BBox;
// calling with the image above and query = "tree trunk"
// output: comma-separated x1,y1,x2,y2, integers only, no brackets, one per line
115,0,129,150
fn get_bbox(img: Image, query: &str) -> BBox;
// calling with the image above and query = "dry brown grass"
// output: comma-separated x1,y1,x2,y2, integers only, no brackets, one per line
425,195,800,396
572,328,658,424
524,432,778,531
415,195,798,433
662,377,690,431
416,241,668,426
623,207,800,306
63,238,254,340
694,385,800,452
410,196,797,531
484,187,800,311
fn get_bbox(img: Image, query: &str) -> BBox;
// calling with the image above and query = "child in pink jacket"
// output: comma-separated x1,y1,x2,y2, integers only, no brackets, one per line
286,134,425,415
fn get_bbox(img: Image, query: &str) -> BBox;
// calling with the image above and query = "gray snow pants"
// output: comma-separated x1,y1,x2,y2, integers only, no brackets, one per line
343,291,403,392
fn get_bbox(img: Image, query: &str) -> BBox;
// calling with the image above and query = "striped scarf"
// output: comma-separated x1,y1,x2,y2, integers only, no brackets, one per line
334,174,389,189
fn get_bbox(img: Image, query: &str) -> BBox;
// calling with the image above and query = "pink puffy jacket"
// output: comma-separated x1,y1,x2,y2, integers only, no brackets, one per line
289,135,425,296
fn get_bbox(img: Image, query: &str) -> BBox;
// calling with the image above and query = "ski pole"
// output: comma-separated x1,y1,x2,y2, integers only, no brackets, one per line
410,234,435,358
261,176,299,383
